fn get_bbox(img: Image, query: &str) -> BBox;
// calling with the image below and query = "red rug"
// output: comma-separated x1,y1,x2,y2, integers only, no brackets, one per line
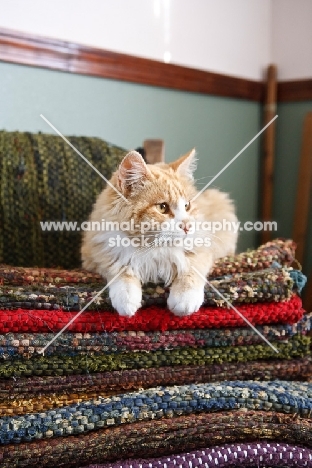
0,295,303,333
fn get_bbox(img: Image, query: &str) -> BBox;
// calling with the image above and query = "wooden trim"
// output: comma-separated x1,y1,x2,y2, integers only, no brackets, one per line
0,28,264,101
278,79,312,102
2,28,312,103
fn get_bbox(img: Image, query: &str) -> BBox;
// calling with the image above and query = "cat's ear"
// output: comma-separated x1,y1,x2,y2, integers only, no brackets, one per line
117,151,150,193
169,149,197,179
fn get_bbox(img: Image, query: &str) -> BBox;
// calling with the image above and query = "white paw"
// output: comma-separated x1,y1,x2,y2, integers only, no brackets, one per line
167,287,204,317
109,280,142,317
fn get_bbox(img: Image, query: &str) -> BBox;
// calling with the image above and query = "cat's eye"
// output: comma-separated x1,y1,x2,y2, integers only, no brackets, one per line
185,201,191,211
156,202,169,214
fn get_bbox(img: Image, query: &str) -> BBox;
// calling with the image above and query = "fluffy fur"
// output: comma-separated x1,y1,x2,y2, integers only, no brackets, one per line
81,149,238,317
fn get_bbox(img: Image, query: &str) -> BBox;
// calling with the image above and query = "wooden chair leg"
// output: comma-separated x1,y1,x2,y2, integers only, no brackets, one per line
292,112,312,265
144,139,165,164
291,112,312,312
261,64,277,244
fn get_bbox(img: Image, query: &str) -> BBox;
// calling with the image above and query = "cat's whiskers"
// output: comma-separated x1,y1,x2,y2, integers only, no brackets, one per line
125,234,156,239
125,230,164,237
130,231,178,261
130,236,159,258
123,227,227,260
205,233,229,257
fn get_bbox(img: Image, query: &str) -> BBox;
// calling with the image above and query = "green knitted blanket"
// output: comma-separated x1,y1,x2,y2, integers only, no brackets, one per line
0,131,126,268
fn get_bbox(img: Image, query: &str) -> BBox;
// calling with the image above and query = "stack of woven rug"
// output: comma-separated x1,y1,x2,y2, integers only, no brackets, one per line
0,238,311,467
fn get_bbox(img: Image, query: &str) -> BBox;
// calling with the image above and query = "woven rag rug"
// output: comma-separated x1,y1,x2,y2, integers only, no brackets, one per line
1,382,312,467
0,238,311,467
83,442,312,468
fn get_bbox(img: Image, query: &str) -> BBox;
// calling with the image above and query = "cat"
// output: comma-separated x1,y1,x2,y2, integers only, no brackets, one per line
81,149,238,317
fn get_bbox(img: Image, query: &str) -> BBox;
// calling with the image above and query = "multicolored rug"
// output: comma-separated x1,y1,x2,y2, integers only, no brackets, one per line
1,356,312,403
2,380,312,444
1,312,310,358
0,334,309,378
0,411,312,467
0,267,301,311
0,238,310,467
0,238,297,284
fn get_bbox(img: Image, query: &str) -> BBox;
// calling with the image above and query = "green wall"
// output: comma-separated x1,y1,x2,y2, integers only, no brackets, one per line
274,101,312,276
0,61,262,252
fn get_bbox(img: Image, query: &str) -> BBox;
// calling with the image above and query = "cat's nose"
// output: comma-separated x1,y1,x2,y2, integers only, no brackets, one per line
178,222,189,234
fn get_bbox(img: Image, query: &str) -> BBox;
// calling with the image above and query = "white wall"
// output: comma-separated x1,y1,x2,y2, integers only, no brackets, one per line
271,0,312,80
0,0,271,80
2,0,311,81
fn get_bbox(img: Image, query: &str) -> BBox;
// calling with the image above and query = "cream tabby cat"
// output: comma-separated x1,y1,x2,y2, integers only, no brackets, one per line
81,149,238,317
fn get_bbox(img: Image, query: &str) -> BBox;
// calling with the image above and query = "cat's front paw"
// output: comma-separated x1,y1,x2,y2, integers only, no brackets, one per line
109,280,142,317
167,287,204,317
